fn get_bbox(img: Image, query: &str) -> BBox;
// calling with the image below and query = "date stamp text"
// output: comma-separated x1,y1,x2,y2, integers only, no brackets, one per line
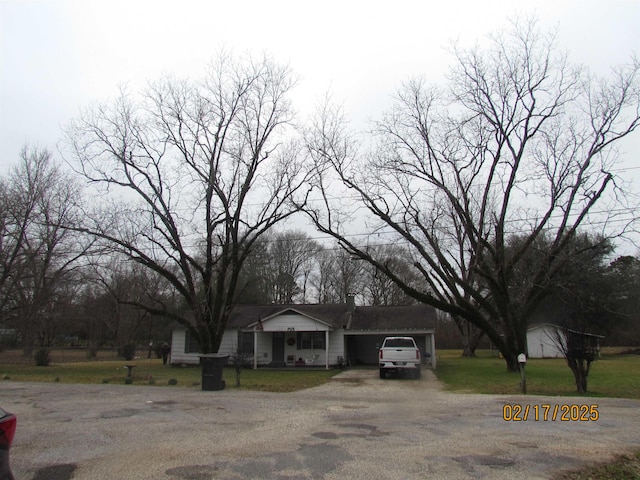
502,404,599,422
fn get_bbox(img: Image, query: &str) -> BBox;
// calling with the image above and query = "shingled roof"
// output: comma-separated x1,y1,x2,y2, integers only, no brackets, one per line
226,304,351,329
223,303,436,331
349,304,436,331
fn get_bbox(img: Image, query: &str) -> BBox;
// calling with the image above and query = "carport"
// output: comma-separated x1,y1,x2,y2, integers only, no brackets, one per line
345,331,436,368
344,304,437,368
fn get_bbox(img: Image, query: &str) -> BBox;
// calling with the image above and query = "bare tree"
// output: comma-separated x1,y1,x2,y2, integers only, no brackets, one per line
547,326,602,394
65,53,310,353
0,149,46,317
88,259,166,353
542,235,618,393
310,248,338,303
449,314,486,358
309,246,363,303
267,230,321,303
360,244,418,305
0,147,87,354
303,19,640,371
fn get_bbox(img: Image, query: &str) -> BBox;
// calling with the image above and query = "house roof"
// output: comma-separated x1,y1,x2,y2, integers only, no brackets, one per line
226,304,351,329
349,304,437,331
527,323,605,339
222,303,437,331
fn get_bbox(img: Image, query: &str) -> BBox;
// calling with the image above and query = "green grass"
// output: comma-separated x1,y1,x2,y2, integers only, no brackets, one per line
434,349,640,399
0,356,340,392
2,348,638,398
226,368,339,392
555,450,640,480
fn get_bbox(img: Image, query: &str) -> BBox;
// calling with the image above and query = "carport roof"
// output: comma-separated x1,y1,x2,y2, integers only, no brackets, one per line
349,304,436,331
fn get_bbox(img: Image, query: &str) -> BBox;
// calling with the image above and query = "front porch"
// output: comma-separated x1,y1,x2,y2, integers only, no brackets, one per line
251,329,344,370
249,309,345,370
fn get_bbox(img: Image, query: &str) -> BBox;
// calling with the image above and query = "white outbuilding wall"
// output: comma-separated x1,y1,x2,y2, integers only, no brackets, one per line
527,324,564,358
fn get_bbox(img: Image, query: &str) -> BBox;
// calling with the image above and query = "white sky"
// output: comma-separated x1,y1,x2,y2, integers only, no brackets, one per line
1,0,639,251
2,0,638,164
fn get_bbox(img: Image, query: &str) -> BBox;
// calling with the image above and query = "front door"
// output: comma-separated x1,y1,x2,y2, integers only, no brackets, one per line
271,332,285,367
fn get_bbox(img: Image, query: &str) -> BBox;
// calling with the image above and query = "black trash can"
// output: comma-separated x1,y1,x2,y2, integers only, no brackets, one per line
200,354,229,391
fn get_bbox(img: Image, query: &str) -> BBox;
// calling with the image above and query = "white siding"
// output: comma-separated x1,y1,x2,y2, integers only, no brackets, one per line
255,331,272,366
527,325,564,358
170,327,200,365
170,328,242,365
328,329,345,365
262,313,330,332
218,329,238,356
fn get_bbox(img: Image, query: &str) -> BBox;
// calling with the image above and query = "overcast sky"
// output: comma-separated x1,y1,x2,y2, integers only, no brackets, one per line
1,0,639,250
2,0,638,165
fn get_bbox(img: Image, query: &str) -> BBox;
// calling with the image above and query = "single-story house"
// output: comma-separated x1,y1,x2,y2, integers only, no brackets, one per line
527,323,604,359
171,299,437,369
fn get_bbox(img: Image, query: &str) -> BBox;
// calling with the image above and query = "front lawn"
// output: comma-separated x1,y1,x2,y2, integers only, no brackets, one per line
434,349,640,399
0,350,339,392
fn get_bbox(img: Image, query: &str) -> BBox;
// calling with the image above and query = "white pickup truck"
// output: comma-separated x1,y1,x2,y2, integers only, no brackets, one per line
378,336,421,379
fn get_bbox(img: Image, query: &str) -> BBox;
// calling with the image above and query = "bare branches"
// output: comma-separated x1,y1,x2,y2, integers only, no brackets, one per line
0,146,89,351
303,19,640,371
64,53,307,353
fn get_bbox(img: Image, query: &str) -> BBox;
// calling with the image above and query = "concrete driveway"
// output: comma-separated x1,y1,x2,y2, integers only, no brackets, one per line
2,369,639,479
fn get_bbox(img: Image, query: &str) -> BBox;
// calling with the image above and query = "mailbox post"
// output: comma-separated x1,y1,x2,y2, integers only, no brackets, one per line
518,353,527,394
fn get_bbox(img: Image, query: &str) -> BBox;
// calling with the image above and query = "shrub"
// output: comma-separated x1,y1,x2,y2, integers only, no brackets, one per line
230,352,252,386
124,377,133,385
168,378,178,385
35,348,51,366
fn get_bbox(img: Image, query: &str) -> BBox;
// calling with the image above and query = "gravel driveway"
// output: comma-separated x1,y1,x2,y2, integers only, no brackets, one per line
2,369,639,479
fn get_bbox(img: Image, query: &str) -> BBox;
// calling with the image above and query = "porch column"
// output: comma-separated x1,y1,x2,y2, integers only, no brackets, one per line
325,330,329,370
430,332,436,369
253,328,258,370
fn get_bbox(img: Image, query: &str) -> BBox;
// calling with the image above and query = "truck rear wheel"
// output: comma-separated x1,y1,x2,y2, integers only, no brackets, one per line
415,367,421,379
379,368,386,379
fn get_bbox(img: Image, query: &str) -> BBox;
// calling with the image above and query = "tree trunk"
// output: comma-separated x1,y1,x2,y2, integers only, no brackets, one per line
461,344,476,357
22,325,34,357
454,316,485,357
567,357,591,394
504,352,521,373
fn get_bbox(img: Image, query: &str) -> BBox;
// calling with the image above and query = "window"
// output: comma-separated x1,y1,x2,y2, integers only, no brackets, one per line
297,332,325,350
384,338,416,348
237,331,254,354
184,329,201,354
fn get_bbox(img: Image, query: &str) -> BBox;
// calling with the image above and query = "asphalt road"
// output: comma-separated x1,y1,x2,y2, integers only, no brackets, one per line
2,369,640,479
